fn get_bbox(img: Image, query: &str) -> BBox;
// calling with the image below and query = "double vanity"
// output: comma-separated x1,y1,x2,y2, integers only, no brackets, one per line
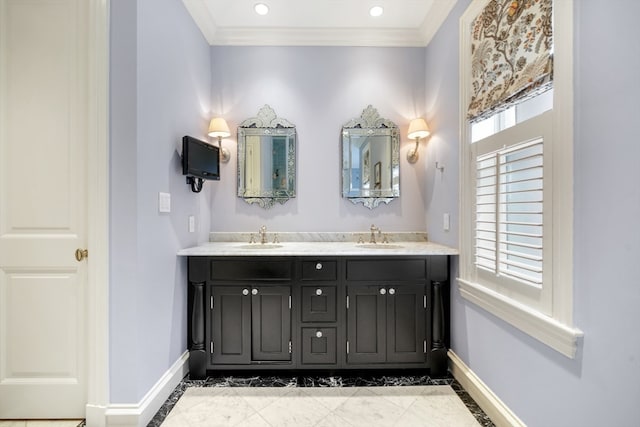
179,102,455,379
178,231,458,379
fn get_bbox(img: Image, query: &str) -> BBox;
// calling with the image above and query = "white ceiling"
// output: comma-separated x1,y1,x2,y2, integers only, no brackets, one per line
182,0,458,47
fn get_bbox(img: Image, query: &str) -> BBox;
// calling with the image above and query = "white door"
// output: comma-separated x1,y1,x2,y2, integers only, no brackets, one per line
0,0,89,418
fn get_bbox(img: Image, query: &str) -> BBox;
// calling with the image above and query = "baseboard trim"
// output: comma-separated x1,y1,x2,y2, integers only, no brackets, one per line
105,351,188,426
448,350,525,427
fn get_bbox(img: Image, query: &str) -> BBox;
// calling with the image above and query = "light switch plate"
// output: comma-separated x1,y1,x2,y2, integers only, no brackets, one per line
443,213,450,231
159,192,171,213
188,216,195,233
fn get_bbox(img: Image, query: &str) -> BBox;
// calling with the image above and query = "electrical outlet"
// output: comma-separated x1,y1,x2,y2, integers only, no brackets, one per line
443,213,450,231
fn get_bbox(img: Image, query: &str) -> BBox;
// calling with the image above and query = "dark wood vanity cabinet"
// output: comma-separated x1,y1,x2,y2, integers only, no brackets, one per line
187,255,449,379
346,283,426,365
188,257,293,373
209,285,291,365
345,259,429,366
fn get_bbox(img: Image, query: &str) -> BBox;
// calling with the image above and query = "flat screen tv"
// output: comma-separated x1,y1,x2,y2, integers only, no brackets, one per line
182,135,220,192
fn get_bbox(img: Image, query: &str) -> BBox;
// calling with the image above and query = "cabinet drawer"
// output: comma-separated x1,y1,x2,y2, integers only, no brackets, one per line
346,258,426,281
301,327,337,365
301,285,337,322
210,259,292,281
301,260,337,281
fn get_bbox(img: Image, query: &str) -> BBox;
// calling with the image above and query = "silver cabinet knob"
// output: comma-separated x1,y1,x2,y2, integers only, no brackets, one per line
251,288,258,295
242,288,249,296
315,331,323,338
316,262,323,270
315,288,323,296
389,288,396,295
380,288,386,295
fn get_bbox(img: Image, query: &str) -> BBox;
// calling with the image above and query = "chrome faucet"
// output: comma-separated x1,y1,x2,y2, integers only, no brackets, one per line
259,225,268,244
370,224,381,244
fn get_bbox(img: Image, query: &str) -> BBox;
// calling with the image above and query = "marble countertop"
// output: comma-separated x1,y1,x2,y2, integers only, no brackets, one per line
177,240,458,257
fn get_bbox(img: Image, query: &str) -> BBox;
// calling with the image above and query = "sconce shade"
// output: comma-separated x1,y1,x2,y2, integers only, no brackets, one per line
407,118,430,139
207,117,231,138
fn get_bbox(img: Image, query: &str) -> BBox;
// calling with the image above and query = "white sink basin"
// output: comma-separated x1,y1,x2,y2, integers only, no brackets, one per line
237,244,283,250
356,243,404,249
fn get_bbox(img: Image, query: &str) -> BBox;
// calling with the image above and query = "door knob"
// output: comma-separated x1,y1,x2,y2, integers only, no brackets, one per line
388,288,396,295
315,331,323,338
251,289,258,295
242,288,249,296
379,288,386,295
315,288,323,296
316,262,323,270
75,248,88,262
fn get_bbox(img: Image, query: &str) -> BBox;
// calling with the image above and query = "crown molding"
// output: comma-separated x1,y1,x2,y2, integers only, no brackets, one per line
211,27,427,47
418,0,458,46
182,0,218,45
182,0,458,47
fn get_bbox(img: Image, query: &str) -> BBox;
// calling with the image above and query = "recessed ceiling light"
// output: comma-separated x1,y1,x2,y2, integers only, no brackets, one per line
369,6,384,17
254,3,269,16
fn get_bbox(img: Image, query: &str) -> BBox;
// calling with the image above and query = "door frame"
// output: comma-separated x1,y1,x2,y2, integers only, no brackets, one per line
84,0,110,424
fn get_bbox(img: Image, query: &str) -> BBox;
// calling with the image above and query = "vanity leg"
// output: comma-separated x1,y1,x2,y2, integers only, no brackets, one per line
431,281,447,377
188,281,206,380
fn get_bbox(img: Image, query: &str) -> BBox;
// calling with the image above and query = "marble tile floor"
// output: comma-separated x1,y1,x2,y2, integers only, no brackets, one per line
0,421,84,427
149,374,495,427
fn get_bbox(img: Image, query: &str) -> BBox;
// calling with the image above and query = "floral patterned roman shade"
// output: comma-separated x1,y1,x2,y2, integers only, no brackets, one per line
468,0,553,122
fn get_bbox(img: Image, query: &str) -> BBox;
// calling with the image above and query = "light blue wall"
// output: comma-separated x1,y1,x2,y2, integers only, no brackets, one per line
208,46,429,232
422,0,464,248
425,0,640,425
109,0,139,404
109,0,212,403
109,0,139,402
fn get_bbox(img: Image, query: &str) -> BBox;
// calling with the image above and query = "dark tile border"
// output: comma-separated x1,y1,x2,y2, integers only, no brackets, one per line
147,373,495,427
450,380,495,427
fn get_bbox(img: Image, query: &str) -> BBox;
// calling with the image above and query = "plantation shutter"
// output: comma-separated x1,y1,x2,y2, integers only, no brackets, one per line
475,131,546,289
475,154,498,273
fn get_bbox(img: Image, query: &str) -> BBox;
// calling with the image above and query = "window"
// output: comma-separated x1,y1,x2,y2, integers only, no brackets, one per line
458,0,582,358
471,110,552,314
471,90,553,143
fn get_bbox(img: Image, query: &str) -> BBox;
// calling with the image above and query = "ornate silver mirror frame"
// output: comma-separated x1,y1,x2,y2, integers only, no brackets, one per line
237,105,296,209
341,105,400,209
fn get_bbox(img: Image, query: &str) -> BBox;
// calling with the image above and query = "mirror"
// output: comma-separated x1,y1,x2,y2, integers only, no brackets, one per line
341,105,400,209
237,105,296,209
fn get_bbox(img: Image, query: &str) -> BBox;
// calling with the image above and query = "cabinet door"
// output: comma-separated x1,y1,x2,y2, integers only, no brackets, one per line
386,285,426,363
211,286,251,364
346,285,386,364
251,286,291,361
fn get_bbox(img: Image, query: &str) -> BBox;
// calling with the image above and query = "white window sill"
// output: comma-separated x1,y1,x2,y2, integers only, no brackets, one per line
457,278,583,358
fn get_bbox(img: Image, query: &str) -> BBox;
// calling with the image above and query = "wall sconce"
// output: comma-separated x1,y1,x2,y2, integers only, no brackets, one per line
207,117,231,163
407,118,430,164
